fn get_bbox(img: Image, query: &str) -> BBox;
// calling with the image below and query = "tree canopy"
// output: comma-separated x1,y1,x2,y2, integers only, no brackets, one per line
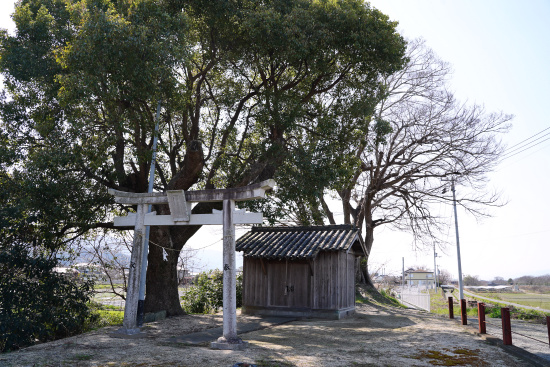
1,0,407,314
269,39,511,284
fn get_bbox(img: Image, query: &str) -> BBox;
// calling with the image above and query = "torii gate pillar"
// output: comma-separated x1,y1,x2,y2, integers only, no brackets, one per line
108,180,275,349
211,199,245,348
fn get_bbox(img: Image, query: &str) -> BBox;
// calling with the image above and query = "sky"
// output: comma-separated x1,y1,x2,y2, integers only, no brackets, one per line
1,1,549,281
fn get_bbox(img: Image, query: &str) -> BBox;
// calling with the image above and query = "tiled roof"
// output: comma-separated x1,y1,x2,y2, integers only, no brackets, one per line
236,225,365,260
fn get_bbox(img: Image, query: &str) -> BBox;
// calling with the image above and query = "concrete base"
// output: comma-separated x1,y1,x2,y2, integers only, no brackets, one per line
109,327,148,339
242,305,355,320
211,337,249,350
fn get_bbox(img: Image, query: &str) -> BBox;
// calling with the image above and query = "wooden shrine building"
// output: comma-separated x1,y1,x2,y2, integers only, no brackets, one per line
236,225,367,319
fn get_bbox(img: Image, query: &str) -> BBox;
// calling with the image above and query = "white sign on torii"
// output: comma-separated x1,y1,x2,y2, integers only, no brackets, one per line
109,179,276,349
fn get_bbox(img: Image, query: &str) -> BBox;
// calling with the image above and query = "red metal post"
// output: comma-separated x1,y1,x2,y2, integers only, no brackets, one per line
502,308,512,345
448,296,454,319
478,302,486,334
460,299,467,325
546,316,550,348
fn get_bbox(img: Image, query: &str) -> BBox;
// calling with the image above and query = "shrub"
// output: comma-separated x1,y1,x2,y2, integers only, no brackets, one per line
180,270,242,314
0,246,97,352
487,306,501,318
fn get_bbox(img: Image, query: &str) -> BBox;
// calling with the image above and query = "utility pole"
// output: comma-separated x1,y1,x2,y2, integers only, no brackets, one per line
451,178,464,301
433,243,438,289
401,257,405,291
137,101,162,326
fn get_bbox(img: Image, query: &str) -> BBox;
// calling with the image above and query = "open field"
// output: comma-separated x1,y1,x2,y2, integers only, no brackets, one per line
470,292,550,310
91,285,191,311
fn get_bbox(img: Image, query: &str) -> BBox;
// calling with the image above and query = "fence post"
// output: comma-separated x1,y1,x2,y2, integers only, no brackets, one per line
448,296,454,319
478,302,486,334
546,316,549,348
460,299,467,325
502,308,512,345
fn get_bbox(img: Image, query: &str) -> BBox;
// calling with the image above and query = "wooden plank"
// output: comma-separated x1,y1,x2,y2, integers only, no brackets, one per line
348,253,355,307
318,252,328,309
166,190,189,222
336,251,347,309
260,260,267,306
260,258,267,275
331,252,338,309
251,259,258,306
109,179,276,205
114,212,263,226
243,258,248,305
295,262,311,308
267,260,273,306
269,261,287,307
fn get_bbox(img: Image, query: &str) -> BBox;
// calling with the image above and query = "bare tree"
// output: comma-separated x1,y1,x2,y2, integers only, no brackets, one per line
177,247,200,286
463,274,482,286
438,269,453,285
79,232,132,301
329,39,512,285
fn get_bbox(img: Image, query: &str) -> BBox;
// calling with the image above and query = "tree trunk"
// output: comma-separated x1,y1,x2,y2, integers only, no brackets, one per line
144,226,184,316
360,255,376,289
357,203,376,288
144,201,220,315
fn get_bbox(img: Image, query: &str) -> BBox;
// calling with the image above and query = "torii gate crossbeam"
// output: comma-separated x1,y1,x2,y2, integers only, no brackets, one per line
108,179,275,350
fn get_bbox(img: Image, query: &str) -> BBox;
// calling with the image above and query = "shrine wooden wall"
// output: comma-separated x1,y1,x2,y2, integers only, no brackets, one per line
242,250,357,316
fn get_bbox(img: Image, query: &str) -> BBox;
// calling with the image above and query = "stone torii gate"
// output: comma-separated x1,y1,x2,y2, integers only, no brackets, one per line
109,179,275,349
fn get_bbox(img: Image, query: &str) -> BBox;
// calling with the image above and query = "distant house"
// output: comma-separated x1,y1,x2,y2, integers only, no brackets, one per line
74,262,105,279
236,225,367,319
404,269,435,288
53,267,79,277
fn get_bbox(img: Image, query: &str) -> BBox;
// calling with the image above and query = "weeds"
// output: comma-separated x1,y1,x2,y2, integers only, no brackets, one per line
71,353,93,361
409,348,487,366
254,359,296,367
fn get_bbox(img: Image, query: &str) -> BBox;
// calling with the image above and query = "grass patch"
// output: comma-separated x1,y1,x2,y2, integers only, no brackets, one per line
409,348,487,366
95,310,124,326
430,290,550,323
94,284,123,290
429,289,485,318
356,285,407,308
429,289,452,316
83,302,124,331
98,303,124,311
471,291,550,309
465,292,550,321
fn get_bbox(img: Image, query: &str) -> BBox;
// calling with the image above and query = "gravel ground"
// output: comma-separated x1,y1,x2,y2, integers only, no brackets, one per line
0,299,538,367
468,315,550,364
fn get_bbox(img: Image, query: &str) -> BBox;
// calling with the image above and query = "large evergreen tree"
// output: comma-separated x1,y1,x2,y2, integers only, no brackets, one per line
0,0,406,314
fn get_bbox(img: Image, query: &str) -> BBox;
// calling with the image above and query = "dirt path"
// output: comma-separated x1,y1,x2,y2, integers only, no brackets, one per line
0,301,535,367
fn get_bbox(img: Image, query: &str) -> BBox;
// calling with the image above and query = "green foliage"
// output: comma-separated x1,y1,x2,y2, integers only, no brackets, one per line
0,246,97,352
90,309,124,328
356,285,406,308
487,306,501,319
180,270,243,314
378,288,403,307
1,0,407,313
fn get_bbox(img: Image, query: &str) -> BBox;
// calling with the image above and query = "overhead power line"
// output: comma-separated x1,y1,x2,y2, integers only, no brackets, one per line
503,126,550,153
501,136,550,161
502,131,550,157
501,125,550,161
